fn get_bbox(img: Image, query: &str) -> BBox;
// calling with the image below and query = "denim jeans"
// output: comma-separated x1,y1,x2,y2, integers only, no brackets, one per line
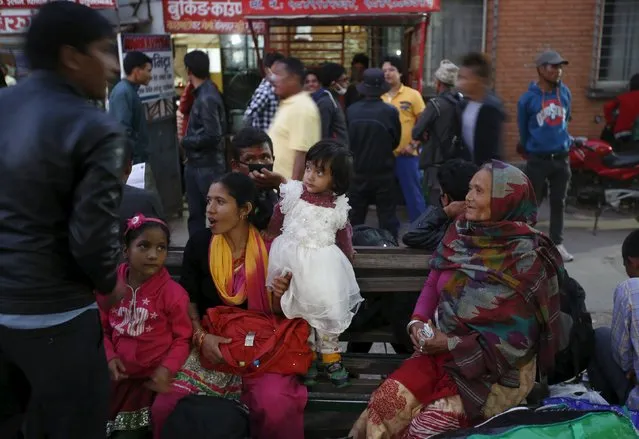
0,310,109,439
185,164,222,237
395,156,427,223
525,154,571,244
587,327,633,405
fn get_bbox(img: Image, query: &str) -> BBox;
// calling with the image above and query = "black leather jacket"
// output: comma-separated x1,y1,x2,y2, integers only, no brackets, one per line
182,80,227,171
402,206,451,251
0,71,126,314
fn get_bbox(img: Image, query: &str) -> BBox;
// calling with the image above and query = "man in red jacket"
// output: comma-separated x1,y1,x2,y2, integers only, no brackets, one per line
603,74,639,143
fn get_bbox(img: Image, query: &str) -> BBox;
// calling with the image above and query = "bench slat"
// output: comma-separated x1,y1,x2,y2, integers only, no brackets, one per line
342,353,406,376
357,277,424,293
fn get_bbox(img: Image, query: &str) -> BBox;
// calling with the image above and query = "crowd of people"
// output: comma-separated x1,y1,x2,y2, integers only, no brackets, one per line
3,2,639,439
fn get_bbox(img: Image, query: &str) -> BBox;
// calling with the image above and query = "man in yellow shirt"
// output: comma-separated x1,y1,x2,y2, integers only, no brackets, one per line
382,56,426,222
268,57,321,180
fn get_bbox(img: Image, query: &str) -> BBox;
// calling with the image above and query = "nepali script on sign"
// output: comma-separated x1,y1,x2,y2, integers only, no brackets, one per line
167,0,242,20
244,0,438,14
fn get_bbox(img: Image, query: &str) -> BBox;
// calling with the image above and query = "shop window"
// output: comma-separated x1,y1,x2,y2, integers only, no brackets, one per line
219,34,264,73
425,0,485,90
596,0,639,88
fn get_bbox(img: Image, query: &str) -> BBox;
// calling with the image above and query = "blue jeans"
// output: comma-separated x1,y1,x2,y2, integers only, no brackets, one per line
587,327,633,405
185,164,221,237
395,156,426,222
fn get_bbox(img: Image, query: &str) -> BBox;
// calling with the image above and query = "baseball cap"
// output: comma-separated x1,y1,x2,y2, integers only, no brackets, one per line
536,50,568,67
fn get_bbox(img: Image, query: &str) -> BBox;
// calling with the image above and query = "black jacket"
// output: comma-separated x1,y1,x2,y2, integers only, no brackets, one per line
182,80,227,170
347,97,401,176
314,89,349,147
402,206,451,251
461,93,506,166
0,71,126,314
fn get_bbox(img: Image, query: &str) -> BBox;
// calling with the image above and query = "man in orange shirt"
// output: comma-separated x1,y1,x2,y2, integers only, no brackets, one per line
382,56,426,222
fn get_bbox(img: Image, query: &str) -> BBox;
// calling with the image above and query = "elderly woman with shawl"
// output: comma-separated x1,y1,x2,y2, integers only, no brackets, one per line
350,160,564,439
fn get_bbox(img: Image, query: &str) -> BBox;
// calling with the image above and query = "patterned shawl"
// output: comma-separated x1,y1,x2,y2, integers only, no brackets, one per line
430,160,563,419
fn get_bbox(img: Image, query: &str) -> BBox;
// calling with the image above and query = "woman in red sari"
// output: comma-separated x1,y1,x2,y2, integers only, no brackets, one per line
350,160,564,439
152,172,306,439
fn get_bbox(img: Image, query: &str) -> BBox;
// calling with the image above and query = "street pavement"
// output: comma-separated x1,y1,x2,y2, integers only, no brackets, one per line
169,201,638,330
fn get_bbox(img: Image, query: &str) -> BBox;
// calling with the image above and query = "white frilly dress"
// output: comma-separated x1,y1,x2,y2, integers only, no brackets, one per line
266,181,363,335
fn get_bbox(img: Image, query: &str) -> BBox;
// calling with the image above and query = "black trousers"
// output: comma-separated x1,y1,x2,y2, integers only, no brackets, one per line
525,154,571,245
347,292,419,354
349,173,400,239
0,309,109,439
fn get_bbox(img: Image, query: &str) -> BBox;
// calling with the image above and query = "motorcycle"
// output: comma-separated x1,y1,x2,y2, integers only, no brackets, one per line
569,136,639,233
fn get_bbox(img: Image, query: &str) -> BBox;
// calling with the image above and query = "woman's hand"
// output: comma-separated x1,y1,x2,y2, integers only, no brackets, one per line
200,333,231,365
107,358,128,381
271,272,292,299
419,321,449,355
145,366,172,393
409,321,426,352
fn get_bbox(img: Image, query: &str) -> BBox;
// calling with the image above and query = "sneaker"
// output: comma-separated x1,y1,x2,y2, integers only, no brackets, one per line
303,361,319,387
557,244,574,262
325,361,350,388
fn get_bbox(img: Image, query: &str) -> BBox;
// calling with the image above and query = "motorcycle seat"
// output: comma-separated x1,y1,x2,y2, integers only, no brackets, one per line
602,151,639,168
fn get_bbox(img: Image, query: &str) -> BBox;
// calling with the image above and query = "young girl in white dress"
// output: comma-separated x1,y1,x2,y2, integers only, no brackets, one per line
266,140,362,387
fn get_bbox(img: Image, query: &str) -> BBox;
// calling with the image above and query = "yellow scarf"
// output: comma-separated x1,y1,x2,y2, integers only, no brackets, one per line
208,225,271,310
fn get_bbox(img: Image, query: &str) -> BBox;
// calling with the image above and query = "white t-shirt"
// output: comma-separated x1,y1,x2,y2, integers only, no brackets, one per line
462,101,483,158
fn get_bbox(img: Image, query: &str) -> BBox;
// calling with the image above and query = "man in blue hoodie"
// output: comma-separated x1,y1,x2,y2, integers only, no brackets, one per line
518,50,573,262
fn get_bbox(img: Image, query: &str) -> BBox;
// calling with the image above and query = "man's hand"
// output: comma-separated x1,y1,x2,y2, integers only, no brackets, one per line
106,279,127,308
145,366,172,393
443,201,466,219
250,169,285,190
108,358,128,381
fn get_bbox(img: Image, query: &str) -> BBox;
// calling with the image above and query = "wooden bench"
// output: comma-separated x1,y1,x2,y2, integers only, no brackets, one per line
165,245,430,437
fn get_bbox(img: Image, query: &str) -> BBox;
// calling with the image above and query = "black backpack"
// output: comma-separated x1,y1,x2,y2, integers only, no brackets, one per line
426,92,470,162
548,273,594,385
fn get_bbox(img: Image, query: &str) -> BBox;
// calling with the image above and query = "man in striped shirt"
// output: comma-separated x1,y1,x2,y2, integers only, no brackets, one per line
244,52,284,131
589,229,639,408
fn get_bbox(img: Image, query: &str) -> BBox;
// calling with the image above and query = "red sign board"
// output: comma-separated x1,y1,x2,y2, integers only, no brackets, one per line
0,0,115,8
0,11,31,34
241,0,440,16
162,0,265,34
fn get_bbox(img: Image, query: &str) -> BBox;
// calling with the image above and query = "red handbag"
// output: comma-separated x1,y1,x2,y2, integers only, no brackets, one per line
200,306,313,378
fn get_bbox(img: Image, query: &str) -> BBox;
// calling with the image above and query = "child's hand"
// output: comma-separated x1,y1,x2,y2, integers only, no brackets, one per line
145,366,172,393
108,358,128,381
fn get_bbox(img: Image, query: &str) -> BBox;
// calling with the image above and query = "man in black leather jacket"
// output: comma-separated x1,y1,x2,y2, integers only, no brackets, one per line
182,50,228,236
403,159,478,250
0,3,125,438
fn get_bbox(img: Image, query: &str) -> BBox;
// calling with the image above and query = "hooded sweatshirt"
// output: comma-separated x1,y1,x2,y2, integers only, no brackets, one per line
97,263,192,377
517,82,572,154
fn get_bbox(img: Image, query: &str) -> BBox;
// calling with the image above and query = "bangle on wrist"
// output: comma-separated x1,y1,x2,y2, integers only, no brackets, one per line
406,319,423,335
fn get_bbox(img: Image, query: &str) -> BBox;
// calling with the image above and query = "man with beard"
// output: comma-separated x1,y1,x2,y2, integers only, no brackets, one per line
518,50,573,262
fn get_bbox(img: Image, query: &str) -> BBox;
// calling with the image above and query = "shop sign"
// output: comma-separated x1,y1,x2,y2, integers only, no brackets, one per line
162,0,265,34
0,10,32,34
242,0,440,16
117,34,175,103
0,0,115,8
